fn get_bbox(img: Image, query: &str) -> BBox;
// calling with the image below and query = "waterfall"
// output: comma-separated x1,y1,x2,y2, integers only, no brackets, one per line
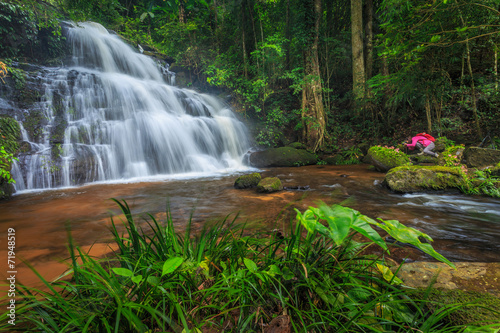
11,22,250,192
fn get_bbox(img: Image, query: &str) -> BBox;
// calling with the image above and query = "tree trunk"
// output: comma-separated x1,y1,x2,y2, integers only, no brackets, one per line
458,7,482,139
351,0,365,106
494,42,498,91
179,0,186,23
301,0,326,151
364,0,373,80
241,1,248,79
285,0,291,70
425,94,432,134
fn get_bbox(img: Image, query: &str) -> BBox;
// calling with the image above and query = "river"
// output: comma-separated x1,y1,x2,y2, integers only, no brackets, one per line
1,164,500,289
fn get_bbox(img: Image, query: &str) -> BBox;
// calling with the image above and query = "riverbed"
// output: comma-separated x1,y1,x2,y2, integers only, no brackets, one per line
1,164,500,288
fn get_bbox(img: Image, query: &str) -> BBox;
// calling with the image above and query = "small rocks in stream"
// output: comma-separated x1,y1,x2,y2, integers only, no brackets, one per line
283,185,310,191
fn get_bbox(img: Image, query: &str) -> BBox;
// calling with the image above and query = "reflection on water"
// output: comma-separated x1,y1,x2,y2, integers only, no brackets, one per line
1,164,499,288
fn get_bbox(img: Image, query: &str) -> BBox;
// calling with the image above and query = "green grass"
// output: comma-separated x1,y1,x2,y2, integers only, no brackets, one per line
1,199,499,332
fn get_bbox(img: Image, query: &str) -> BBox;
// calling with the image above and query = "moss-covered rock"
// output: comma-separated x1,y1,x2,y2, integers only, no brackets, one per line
249,147,318,167
234,172,261,189
366,146,411,172
256,177,283,193
463,147,500,168
0,178,14,200
384,165,467,192
287,142,307,150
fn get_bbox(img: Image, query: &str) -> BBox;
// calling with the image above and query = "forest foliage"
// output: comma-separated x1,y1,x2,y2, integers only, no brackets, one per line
1,0,499,150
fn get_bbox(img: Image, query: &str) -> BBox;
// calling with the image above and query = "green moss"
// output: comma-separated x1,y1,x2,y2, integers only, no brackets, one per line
385,165,467,192
0,116,21,154
256,177,283,193
367,146,411,172
234,173,261,189
250,147,318,167
417,289,500,325
287,142,307,150
22,110,45,142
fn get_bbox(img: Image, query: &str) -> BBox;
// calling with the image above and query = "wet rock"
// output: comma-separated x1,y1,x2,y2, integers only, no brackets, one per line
366,146,411,172
234,172,261,189
384,165,466,192
463,147,500,168
0,179,14,200
257,177,283,193
394,262,500,297
249,147,318,168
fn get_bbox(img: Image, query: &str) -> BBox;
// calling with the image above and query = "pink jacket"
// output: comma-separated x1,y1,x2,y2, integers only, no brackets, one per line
407,136,432,150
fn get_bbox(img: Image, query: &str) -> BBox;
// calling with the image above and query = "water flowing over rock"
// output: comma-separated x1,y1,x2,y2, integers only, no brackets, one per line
10,22,250,192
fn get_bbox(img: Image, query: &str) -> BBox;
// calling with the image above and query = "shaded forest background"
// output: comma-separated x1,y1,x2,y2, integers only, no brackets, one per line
1,0,499,151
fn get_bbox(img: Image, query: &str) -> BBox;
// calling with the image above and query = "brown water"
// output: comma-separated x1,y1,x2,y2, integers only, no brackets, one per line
1,164,500,289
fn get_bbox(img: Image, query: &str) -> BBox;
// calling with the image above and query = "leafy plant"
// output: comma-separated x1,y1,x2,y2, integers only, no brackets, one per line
5,200,495,332
0,145,17,184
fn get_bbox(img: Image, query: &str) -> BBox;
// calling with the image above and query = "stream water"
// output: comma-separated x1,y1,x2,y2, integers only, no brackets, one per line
1,164,500,289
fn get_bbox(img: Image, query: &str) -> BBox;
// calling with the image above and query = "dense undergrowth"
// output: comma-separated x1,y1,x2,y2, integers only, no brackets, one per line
1,200,499,332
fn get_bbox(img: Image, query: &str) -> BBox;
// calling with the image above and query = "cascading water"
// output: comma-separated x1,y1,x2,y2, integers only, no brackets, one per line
12,22,250,192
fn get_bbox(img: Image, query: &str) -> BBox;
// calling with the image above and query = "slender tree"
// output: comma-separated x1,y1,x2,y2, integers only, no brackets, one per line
351,0,365,106
300,0,326,151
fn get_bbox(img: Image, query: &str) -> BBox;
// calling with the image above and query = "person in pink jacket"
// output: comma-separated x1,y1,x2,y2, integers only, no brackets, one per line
406,134,439,157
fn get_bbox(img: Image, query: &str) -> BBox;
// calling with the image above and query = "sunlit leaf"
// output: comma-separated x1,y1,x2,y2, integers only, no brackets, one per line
131,275,143,284
112,267,133,277
376,263,403,285
371,218,455,269
243,258,258,273
162,257,184,276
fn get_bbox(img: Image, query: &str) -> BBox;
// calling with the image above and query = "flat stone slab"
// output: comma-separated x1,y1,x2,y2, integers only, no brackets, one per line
395,262,500,297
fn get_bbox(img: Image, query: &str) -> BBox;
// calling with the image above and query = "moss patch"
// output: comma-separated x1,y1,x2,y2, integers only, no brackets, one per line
0,116,21,154
385,165,467,192
249,147,318,167
256,177,283,193
417,289,500,326
367,146,411,172
234,173,261,189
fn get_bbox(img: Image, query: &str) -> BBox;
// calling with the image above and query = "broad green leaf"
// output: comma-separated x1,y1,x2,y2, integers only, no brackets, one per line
147,276,159,286
295,209,317,234
372,218,455,269
243,258,258,273
131,275,143,284
162,257,184,276
265,264,281,277
317,204,353,245
112,267,134,277
352,214,388,252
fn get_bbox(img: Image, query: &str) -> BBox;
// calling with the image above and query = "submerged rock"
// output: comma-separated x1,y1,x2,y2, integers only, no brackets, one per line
256,177,283,193
249,147,317,167
384,165,466,192
234,172,261,189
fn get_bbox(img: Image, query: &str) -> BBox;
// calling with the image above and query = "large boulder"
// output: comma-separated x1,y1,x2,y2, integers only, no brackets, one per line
462,147,500,168
234,172,261,189
384,165,466,193
256,177,283,193
0,178,14,200
249,147,317,167
366,146,411,172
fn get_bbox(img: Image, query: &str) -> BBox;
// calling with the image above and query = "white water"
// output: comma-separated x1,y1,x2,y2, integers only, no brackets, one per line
12,22,250,192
